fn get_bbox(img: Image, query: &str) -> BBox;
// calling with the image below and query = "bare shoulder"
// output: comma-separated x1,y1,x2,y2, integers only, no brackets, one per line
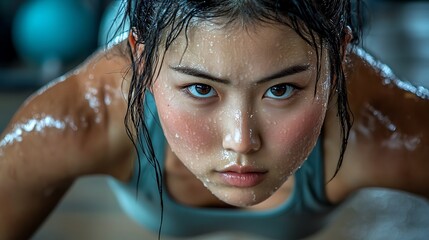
71,41,136,178
0,40,134,181
0,41,135,238
324,47,429,203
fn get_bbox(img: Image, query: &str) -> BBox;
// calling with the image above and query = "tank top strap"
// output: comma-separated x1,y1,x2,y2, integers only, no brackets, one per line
293,137,333,213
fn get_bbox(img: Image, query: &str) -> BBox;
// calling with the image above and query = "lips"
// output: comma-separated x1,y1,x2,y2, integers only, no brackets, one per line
217,165,267,188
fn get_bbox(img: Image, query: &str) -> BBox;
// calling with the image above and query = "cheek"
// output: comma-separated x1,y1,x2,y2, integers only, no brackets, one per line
277,107,324,144
270,74,331,165
160,108,214,153
152,87,216,159
266,104,326,170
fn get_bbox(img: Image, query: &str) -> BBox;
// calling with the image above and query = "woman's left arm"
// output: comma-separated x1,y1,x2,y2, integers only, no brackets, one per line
324,48,429,202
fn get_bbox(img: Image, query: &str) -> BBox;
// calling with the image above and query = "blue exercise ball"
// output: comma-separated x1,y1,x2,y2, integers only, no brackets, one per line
12,0,97,64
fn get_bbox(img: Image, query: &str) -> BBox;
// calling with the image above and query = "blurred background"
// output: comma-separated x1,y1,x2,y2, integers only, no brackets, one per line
1,0,429,239
0,0,118,130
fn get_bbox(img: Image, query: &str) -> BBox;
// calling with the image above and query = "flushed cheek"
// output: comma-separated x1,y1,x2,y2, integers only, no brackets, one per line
155,100,218,172
267,105,326,173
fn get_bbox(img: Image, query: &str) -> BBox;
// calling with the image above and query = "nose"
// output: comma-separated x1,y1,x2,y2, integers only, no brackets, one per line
222,110,261,154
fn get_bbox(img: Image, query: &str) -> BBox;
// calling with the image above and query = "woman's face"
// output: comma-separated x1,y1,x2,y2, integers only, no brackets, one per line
152,22,331,207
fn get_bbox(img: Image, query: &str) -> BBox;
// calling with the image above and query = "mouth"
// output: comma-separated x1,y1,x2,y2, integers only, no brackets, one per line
216,165,267,188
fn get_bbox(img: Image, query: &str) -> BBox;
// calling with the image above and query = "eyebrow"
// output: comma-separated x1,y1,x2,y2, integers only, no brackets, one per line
169,64,310,84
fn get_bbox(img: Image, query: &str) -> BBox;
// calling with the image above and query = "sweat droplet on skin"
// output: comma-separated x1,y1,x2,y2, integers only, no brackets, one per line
83,83,102,123
233,128,241,143
267,120,278,125
351,104,421,151
197,177,212,188
359,104,397,137
222,193,230,202
0,114,67,147
355,48,429,99
221,150,234,161
104,94,112,105
381,132,422,151
73,69,81,76
208,41,215,54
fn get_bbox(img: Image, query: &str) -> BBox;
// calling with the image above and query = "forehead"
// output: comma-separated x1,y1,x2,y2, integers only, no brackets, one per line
163,22,315,78
167,21,311,56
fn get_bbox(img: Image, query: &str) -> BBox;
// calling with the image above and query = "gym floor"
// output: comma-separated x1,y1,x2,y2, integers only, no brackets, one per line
1,1,429,239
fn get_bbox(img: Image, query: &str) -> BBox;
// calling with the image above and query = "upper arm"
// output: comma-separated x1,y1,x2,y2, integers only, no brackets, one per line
0,73,100,238
0,44,135,238
0,74,103,184
324,48,429,202
0,69,129,180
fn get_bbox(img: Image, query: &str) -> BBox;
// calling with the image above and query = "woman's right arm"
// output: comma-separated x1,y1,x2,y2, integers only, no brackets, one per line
0,42,136,239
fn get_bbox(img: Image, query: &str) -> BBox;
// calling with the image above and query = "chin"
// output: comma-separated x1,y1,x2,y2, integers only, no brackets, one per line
212,188,272,208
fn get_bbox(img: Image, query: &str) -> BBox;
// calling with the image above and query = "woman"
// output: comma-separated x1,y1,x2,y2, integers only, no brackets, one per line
1,0,428,239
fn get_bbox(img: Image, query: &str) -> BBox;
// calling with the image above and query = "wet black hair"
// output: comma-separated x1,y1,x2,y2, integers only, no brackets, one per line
118,0,362,237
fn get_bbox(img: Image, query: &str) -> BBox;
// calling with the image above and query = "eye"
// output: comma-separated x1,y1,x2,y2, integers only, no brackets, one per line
185,84,217,98
264,84,295,100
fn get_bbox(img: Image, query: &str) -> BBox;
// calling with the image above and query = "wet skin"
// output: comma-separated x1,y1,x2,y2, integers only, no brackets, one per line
324,50,429,202
153,23,330,207
0,43,136,239
1,26,429,238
